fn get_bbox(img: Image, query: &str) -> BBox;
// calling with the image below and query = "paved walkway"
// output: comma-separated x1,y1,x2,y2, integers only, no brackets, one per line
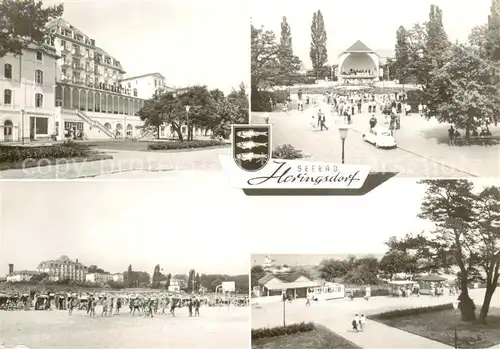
252,103,500,177
252,288,499,349
0,147,229,179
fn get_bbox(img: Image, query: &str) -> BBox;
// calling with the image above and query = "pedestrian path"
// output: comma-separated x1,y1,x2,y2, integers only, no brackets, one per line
318,315,452,349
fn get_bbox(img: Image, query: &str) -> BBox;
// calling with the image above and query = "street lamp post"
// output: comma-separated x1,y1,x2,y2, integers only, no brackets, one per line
185,105,191,141
452,300,461,349
338,125,350,164
282,290,286,327
21,109,25,144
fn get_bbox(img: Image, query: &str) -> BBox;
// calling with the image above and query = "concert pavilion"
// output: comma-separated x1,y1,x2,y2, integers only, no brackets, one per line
336,40,382,85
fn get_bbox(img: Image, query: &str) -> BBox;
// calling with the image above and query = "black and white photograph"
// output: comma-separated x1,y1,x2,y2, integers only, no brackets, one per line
250,179,500,349
0,180,250,349
0,0,249,179
251,0,500,177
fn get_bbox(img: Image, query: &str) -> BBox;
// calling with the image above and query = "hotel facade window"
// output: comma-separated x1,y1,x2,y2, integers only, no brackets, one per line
35,70,43,84
35,93,43,108
4,89,12,104
4,64,12,79
36,51,43,61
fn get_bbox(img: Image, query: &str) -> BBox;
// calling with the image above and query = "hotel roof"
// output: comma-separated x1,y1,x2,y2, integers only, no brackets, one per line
121,72,166,81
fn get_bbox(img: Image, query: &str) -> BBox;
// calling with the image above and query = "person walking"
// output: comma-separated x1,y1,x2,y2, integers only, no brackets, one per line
360,314,366,331
369,115,377,129
448,126,455,145
320,113,328,131
317,109,324,129
352,314,359,332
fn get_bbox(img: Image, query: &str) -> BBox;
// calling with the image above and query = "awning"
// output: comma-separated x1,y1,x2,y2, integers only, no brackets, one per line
265,281,320,291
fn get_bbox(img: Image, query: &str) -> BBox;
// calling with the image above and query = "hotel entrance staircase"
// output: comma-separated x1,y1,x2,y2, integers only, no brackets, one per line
75,109,115,138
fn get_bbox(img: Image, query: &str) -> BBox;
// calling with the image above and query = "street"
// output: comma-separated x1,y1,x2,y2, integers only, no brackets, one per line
251,105,500,177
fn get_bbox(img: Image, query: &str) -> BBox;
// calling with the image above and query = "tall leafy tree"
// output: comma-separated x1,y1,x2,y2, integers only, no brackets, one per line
127,264,133,288
0,0,64,58
251,25,280,91
165,273,172,291
487,0,500,62
430,39,500,142
418,180,478,321
276,17,302,88
394,26,410,84
195,273,201,291
309,10,328,79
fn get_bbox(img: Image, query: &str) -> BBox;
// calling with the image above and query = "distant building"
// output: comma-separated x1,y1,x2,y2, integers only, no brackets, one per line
120,73,173,100
112,273,124,283
255,272,344,301
86,272,113,284
37,255,88,282
7,270,40,282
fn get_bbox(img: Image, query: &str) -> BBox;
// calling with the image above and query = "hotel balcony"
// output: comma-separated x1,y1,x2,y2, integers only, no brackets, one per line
61,75,70,83
94,70,101,76
72,77,85,85
61,46,70,54
72,50,84,58
72,63,85,71
61,60,71,68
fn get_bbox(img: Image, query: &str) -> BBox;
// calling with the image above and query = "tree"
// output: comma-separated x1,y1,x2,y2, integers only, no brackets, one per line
486,0,500,62
394,26,410,84
251,265,266,288
429,40,500,142
195,273,201,291
126,265,133,288
138,86,218,141
165,273,171,291
152,264,161,289
187,269,196,293
309,10,328,79
212,83,249,138
319,258,349,281
88,265,105,274
418,180,478,321
251,25,280,91
474,186,500,323
276,17,302,88
0,0,64,58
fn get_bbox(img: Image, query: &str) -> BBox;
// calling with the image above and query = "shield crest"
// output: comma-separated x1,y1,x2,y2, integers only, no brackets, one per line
232,124,271,172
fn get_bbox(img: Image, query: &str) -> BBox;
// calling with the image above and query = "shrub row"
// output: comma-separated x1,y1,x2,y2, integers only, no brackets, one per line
369,303,453,320
0,143,91,163
147,139,225,150
272,144,304,160
348,288,391,298
252,322,315,340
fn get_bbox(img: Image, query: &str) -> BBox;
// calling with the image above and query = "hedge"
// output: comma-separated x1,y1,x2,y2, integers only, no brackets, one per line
369,303,453,320
272,144,304,160
252,322,315,340
0,143,91,163
348,288,390,298
147,139,225,150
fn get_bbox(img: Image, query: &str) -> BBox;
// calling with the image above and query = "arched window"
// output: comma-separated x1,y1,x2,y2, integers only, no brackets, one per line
4,89,12,104
4,120,13,137
35,70,44,84
35,93,44,108
4,64,12,79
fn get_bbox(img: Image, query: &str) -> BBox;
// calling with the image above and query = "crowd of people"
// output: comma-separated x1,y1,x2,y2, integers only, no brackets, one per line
341,68,374,76
0,290,249,318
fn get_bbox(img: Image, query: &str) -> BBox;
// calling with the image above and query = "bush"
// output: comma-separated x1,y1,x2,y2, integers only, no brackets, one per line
350,288,390,298
147,139,225,150
251,89,274,112
369,303,453,320
252,322,315,340
0,144,91,163
272,144,304,160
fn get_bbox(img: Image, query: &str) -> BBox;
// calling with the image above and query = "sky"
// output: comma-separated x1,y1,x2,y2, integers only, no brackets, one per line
2,175,497,277
251,254,385,267
251,0,492,68
45,0,250,93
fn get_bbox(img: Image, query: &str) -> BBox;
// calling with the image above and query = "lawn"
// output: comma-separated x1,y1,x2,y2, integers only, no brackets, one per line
252,324,360,349
373,307,500,349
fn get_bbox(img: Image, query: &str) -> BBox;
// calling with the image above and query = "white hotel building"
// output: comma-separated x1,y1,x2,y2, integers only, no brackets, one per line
0,18,182,142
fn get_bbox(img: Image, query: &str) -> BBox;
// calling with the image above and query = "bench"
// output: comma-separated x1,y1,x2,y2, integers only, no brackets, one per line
454,135,500,145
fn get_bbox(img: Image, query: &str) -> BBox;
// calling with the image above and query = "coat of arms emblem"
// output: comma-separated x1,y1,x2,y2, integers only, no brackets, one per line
232,125,271,172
